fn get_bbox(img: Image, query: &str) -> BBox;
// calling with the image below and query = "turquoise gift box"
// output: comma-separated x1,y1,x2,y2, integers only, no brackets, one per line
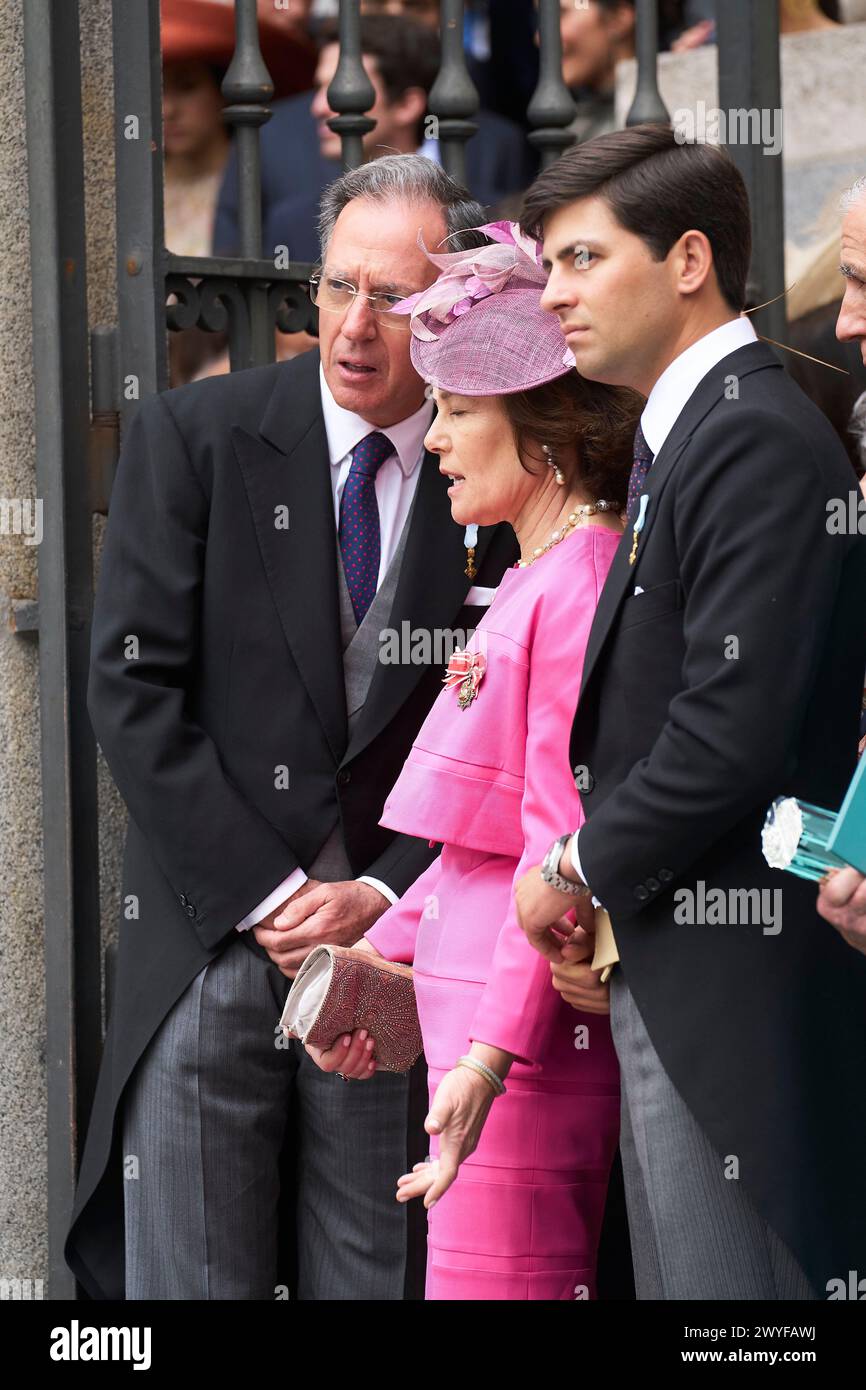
762,755,866,880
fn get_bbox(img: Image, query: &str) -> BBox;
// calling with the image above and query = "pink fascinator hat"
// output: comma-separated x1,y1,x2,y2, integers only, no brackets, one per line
388,221,576,396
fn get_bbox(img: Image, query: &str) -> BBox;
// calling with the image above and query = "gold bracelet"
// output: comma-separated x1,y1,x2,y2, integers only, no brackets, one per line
455,1055,506,1097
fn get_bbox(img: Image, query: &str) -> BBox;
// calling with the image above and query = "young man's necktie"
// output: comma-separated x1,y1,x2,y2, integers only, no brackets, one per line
626,421,655,522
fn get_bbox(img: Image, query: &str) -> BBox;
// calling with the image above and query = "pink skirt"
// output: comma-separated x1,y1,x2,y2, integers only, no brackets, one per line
412,845,621,1301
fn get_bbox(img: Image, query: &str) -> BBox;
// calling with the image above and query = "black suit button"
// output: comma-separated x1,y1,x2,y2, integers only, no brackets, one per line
179,893,188,906
186,903,196,918
646,876,661,893
633,884,650,902
658,868,674,883
337,768,351,786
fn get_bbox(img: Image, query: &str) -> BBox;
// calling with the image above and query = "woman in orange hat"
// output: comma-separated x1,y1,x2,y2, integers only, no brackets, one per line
161,0,315,256
161,0,316,379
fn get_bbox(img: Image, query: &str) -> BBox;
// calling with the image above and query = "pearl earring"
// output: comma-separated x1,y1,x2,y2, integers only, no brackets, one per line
542,443,566,486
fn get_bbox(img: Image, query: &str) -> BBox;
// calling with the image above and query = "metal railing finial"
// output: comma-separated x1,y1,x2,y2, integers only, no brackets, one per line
626,0,669,127
427,0,479,188
327,0,377,171
528,0,578,165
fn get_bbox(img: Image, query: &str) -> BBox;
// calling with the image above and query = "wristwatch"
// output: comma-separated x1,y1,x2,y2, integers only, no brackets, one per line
541,833,590,897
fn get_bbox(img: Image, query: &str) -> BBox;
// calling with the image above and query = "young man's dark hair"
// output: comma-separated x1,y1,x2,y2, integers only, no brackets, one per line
520,123,752,313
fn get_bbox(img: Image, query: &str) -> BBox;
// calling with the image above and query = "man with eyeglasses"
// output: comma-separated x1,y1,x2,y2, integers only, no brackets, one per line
65,154,518,1302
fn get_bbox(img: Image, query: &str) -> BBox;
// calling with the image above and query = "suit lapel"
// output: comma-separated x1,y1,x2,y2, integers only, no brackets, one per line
345,450,497,761
579,341,783,700
232,350,348,762
577,432,689,698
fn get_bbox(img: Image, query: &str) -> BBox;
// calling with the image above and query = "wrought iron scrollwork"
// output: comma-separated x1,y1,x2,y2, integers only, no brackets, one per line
270,281,317,337
166,263,318,372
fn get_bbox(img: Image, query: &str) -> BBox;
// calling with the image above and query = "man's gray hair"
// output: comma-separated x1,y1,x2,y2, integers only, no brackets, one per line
317,154,488,263
840,175,866,213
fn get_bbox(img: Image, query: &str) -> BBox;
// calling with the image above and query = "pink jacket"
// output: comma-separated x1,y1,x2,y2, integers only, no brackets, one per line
367,525,621,1062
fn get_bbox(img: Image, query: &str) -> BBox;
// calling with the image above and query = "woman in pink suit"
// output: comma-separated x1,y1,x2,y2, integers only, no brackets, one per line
307,223,641,1299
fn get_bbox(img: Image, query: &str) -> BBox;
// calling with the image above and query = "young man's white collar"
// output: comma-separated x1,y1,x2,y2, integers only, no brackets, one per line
640,315,758,457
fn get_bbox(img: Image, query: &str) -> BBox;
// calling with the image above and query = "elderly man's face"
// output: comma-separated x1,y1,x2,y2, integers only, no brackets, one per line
837,199,866,368
317,196,448,427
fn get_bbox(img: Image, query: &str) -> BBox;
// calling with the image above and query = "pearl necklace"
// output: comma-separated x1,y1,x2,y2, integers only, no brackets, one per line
516,500,614,568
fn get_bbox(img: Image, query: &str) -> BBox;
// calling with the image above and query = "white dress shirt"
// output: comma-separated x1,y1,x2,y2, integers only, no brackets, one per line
568,316,758,898
235,367,434,931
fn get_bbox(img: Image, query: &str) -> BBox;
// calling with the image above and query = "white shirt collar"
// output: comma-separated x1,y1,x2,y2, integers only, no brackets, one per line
641,316,759,457
318,362,433,477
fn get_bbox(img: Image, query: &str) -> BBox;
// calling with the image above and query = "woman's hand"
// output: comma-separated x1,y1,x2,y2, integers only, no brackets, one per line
396,1045,511,1209
304,1027,377,1078
397,1158,440,1206
300,942,392,1071
550,927,610,1014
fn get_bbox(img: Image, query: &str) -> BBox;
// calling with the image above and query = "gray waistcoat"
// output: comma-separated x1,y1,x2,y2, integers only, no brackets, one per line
307,483,420,883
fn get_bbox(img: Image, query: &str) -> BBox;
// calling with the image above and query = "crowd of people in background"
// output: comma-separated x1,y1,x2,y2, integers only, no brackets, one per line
159,0,866,494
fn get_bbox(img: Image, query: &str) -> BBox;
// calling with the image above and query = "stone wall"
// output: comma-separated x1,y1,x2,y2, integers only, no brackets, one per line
0,0,121,1296
616,24,866,285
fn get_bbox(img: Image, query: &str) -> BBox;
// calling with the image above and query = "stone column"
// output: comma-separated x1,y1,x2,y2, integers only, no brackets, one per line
0,0,123,1297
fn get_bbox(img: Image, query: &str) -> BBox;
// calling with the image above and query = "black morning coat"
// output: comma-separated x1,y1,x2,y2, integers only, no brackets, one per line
571,340,866,1296
64,347,518,1298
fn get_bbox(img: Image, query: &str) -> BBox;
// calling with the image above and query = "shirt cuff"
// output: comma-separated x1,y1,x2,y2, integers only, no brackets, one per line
357,875,398,907
567,830,603,909
234,867,308,931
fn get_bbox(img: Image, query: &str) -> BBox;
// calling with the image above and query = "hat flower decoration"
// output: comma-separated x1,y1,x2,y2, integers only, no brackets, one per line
386,221,577,395
389,220,558,346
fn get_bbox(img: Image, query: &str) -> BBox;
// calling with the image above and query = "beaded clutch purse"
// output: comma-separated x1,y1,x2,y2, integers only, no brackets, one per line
279,945,423,1074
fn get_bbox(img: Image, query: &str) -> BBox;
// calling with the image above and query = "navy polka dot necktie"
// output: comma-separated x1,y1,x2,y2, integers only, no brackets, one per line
626,421,654,523
339,430,394,626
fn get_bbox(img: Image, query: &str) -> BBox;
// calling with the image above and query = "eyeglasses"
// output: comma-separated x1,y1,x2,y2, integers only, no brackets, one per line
308,272,411,329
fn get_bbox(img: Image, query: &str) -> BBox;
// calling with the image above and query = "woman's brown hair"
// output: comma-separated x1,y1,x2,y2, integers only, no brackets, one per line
502,372,642,512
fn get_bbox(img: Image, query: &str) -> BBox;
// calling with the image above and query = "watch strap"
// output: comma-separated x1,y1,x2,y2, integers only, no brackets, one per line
541,833,589,897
